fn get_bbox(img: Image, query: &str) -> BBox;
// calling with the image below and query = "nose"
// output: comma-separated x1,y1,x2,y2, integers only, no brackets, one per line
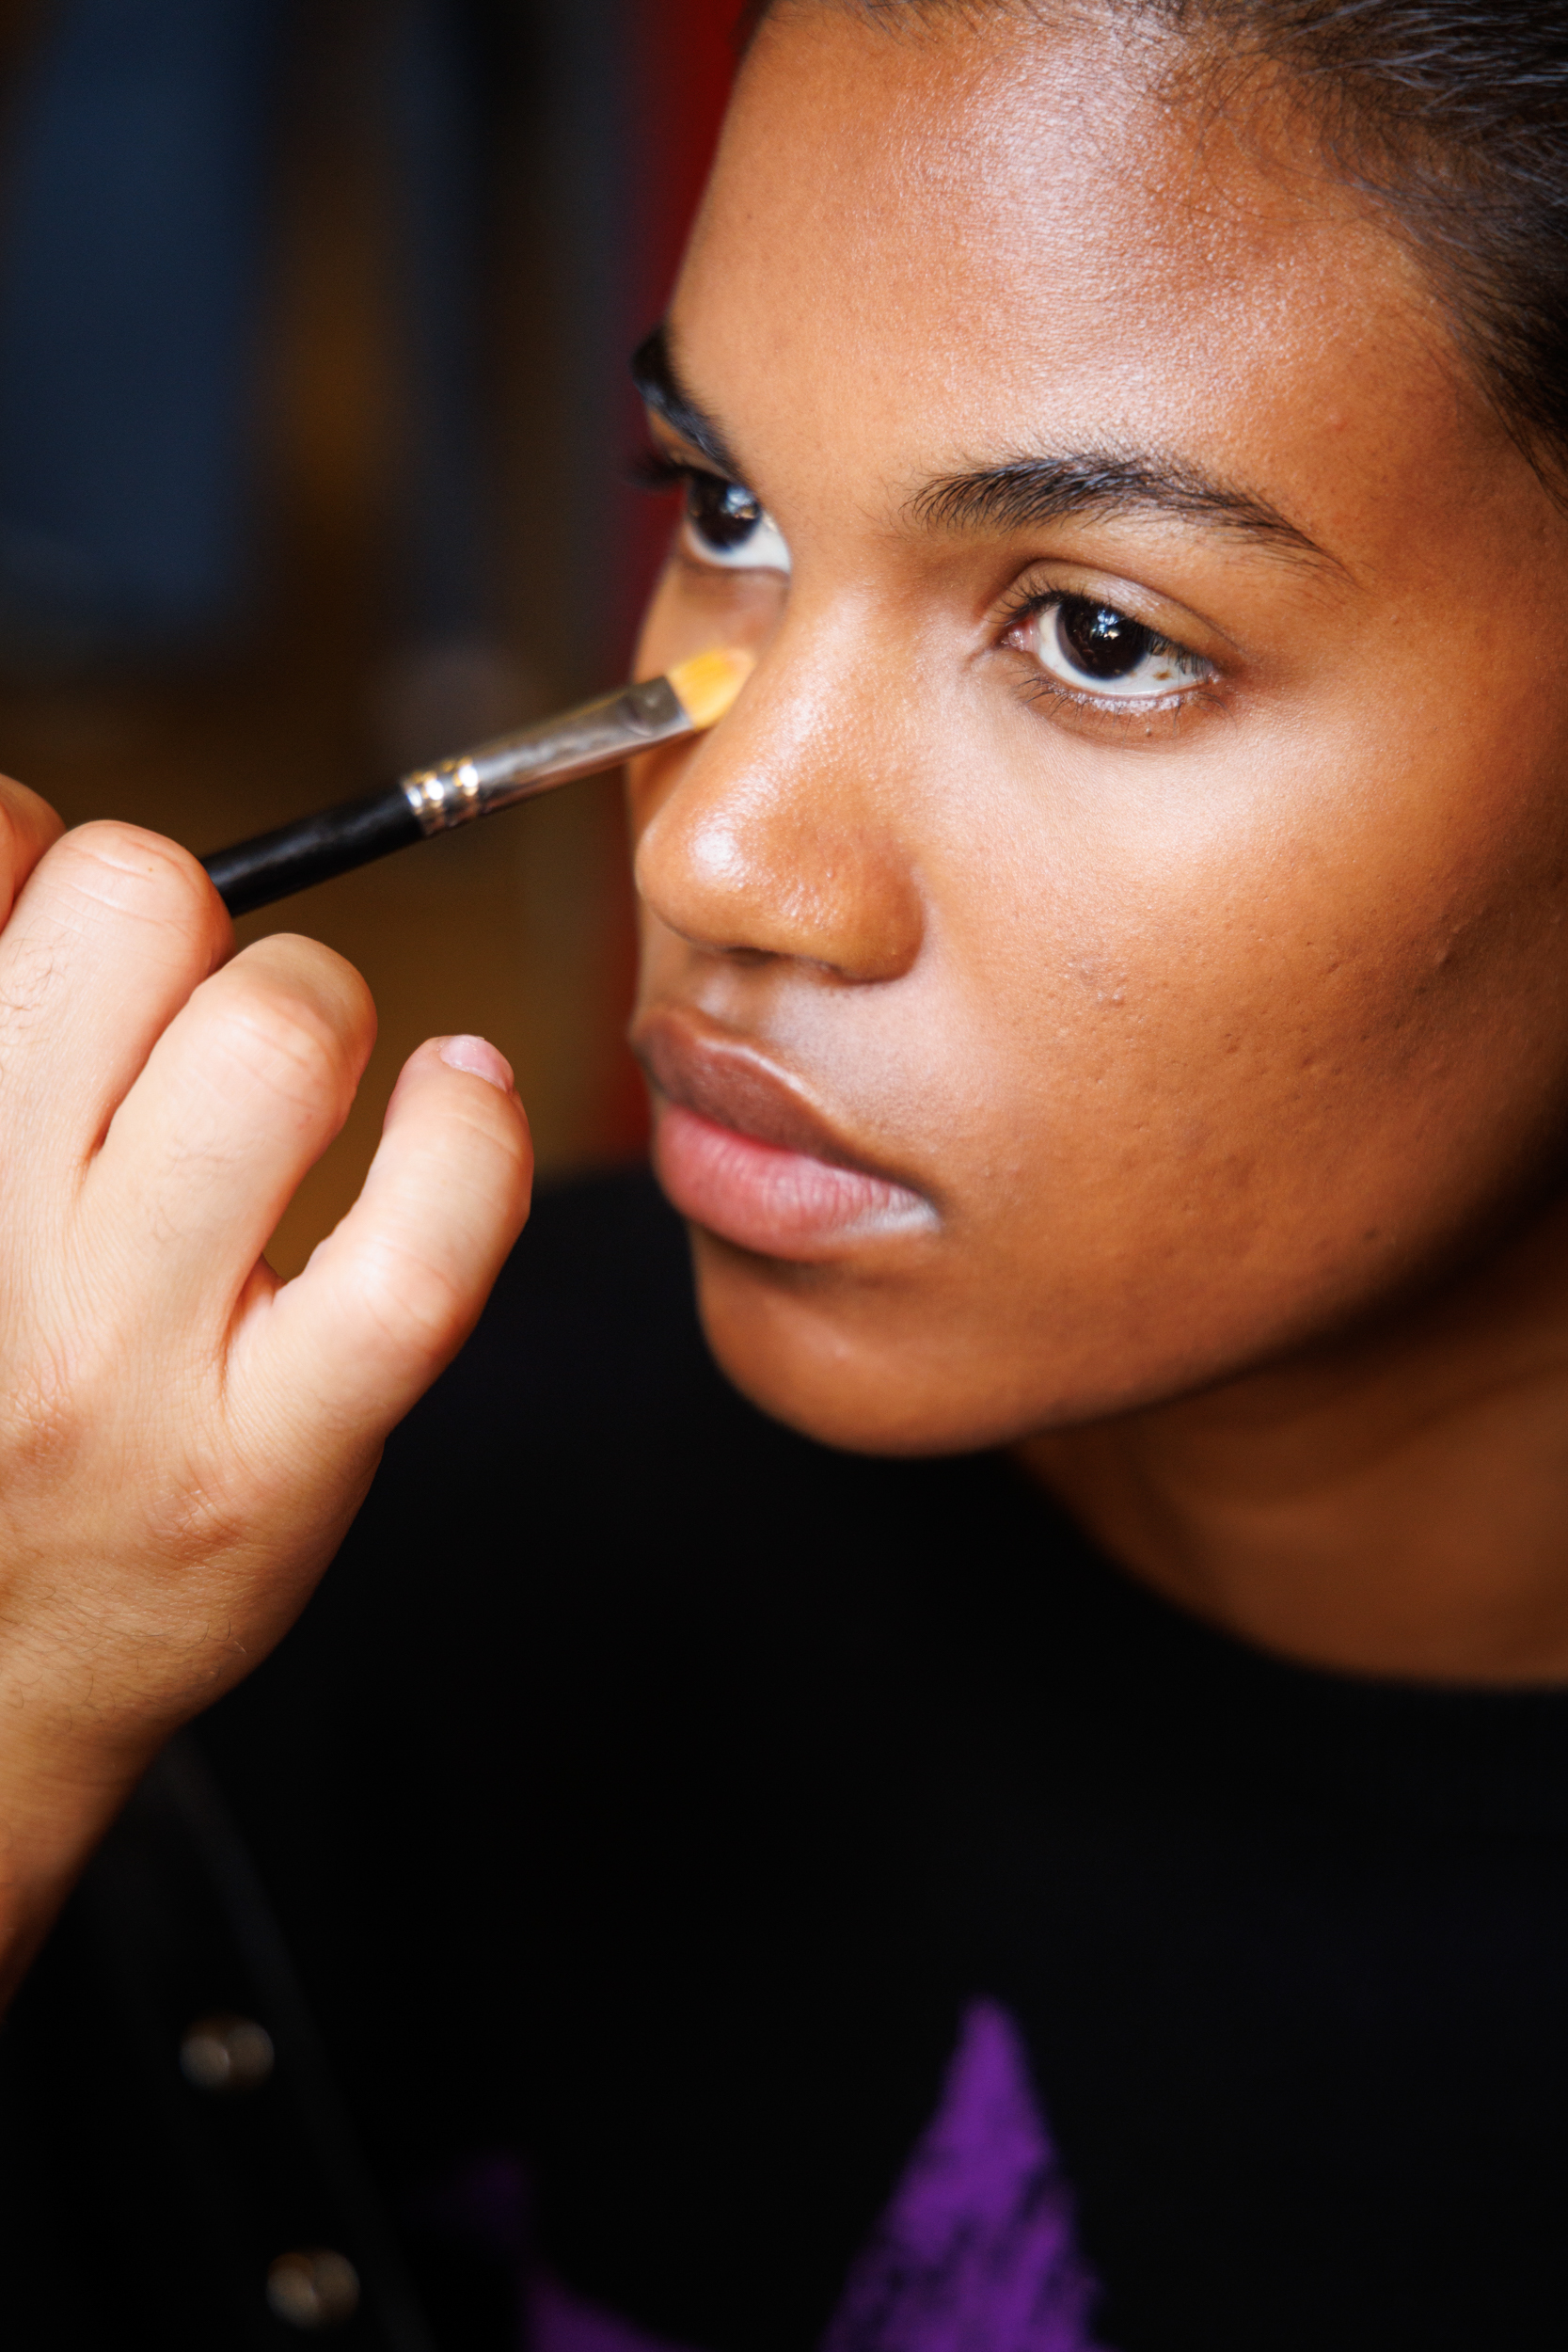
631,646,925,985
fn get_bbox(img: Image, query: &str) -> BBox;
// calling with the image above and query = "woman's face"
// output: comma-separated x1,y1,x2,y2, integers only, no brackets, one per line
628,1,1568,1454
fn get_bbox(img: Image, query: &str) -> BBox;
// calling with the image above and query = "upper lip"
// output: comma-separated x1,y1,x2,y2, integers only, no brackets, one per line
632,1007,913,1186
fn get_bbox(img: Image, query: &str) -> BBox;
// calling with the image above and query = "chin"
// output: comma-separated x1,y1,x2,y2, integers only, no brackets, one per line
689,1229,1086,1458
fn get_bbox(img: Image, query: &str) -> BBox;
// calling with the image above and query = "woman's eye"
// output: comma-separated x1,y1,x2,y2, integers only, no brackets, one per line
1025,595,1209,699
681,472,792,575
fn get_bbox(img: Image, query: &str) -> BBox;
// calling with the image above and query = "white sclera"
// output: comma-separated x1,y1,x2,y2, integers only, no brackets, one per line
682,504,793,576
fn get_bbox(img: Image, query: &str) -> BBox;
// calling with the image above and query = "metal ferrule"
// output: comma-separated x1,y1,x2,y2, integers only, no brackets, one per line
399,675,689,837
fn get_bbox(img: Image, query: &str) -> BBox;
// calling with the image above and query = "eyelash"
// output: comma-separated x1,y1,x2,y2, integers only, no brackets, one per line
635,445,795,581
632,447,695,496
994,580,1215,714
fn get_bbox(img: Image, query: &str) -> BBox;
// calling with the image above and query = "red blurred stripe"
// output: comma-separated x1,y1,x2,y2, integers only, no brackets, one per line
631,0,741,319
600,0,739,667
597,0,742,1160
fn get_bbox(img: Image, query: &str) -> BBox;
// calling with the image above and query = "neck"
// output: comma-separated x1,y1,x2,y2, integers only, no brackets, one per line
1020,1193,1568,1685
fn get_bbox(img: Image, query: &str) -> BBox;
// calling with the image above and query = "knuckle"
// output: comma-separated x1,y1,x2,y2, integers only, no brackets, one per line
48,823,220,948
139,1470,249,1577
200,982,354,1123
239,933,372,1020
356,1237,475,1366
0,1348,85,1482
0,827,218,1062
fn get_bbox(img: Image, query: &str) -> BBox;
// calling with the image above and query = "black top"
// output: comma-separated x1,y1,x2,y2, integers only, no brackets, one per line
4,1166,1568,2351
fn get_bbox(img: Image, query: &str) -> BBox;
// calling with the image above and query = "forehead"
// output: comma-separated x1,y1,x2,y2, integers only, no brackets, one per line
672,7,1475,561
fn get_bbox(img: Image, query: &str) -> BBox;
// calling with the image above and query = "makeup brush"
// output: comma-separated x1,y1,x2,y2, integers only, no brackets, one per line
201,646,753,917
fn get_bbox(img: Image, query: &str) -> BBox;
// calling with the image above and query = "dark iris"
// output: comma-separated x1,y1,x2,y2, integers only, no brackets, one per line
689,473,763,551
1058,596,1155,679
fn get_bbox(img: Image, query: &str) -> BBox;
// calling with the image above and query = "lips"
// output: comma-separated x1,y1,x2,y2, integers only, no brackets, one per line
633,1011,934,1258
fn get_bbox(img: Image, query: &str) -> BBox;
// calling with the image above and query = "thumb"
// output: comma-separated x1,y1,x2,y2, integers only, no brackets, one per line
242,1036,532,1452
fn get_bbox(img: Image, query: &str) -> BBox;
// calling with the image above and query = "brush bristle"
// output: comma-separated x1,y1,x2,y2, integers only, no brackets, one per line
668,645,755,731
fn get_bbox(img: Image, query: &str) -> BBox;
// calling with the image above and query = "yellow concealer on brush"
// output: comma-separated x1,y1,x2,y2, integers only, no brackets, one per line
201,645,756,918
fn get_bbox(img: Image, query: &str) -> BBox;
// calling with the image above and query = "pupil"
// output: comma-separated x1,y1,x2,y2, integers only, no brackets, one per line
1059,597,1151,679
689,474,762,551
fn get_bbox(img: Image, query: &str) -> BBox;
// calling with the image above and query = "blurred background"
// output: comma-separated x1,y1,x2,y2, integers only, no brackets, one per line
0,0,739,1272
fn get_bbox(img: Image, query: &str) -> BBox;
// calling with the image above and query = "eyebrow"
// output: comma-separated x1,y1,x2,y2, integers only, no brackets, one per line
631,326,744,479
912,454,1335,564
631,323,1336,568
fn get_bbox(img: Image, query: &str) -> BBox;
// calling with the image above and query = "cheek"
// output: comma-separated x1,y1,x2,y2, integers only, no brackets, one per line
942,746,1568,1342
729,774,1568,1451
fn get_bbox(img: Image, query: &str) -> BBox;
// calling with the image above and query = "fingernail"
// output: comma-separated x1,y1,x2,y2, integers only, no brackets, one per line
438,1034,515,1092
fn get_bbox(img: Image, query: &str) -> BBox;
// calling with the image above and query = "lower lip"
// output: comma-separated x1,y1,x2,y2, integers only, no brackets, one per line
654,1103,932,1257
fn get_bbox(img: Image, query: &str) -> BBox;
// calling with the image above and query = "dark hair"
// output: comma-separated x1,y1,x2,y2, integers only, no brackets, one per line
733,2,1568,471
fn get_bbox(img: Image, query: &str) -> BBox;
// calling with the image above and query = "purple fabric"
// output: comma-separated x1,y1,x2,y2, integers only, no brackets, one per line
533,2273,704,2352
817,2000,1111,2352
529,1999,1112,2352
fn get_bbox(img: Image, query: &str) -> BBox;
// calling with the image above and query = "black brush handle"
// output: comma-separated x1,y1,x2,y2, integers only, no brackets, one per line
202,787,422,917
201,675,699,916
